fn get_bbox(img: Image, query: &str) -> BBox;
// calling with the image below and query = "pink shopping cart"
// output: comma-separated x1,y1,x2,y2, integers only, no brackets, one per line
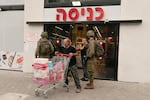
32,54,70,98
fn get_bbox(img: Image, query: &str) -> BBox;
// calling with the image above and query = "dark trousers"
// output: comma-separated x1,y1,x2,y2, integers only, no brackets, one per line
81,56,89,78
65,64,81,89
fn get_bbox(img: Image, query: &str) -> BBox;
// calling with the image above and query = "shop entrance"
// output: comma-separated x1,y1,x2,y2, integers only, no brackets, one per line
44,23,119,80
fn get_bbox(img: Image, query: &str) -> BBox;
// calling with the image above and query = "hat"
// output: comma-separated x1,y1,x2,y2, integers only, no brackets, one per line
86,30,95,37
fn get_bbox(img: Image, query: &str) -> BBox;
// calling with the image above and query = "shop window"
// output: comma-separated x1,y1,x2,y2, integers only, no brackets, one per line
44,23,119,80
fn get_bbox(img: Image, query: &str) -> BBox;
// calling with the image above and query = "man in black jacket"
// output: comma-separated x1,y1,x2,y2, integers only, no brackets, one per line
58,38,81,93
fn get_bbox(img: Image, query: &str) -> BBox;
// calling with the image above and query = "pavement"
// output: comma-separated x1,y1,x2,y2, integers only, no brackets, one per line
0,70,150,100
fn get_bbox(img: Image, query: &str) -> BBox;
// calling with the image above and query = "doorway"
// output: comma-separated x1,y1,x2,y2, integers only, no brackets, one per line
44,23,119,80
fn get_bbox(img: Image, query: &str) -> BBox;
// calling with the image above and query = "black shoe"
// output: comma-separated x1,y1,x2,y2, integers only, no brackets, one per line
80,77,88,81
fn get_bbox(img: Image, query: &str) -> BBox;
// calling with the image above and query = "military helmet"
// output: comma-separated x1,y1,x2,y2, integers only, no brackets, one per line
86,30,95,37
41,32,48,38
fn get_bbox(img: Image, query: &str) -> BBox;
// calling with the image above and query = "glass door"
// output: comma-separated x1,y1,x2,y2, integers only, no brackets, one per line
44,23,119,80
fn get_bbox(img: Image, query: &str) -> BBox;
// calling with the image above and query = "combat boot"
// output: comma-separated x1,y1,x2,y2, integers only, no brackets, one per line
86,82,90,86
84,81,94,89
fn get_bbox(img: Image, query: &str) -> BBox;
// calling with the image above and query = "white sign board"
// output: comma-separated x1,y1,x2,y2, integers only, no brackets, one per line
44,6,120,22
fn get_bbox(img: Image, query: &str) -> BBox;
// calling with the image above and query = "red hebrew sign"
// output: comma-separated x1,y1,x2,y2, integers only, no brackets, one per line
56,7,104,21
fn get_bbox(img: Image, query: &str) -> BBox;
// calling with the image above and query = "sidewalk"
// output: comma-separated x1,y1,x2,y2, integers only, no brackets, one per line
0,70,150,100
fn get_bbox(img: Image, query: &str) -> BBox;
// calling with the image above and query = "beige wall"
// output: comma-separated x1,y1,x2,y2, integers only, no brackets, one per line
23,0,44,72
118,0,150,83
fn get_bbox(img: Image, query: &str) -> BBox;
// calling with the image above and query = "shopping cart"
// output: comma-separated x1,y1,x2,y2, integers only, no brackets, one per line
32,54,70,98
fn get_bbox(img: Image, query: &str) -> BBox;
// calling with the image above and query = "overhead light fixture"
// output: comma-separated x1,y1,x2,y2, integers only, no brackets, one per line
72,1,81,6
65,31,69,33
55,26,63,31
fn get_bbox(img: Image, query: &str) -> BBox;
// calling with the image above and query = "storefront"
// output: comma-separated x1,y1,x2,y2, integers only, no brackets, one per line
25,0,122,80
2,0,150,83
24,0,146,82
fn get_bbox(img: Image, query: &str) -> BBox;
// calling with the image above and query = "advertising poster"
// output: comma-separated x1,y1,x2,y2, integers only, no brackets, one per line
0,51,24,71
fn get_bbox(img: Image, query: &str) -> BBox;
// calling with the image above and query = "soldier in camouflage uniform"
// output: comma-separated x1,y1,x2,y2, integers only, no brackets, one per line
84,30,97,89
35,32,54,59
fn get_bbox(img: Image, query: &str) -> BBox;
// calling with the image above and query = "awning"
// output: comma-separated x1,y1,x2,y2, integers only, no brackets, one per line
26,19,142,24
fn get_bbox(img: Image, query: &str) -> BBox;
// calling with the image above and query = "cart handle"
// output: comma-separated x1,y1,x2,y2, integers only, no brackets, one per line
55,53,70,57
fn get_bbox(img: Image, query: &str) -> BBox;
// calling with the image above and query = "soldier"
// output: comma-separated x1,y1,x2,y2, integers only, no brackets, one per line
84,30,97,89
35,32,54,59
